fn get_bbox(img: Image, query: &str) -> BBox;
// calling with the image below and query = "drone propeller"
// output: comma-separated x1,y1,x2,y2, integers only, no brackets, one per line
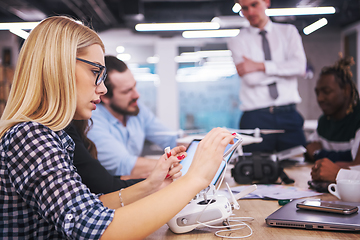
227,127,284,138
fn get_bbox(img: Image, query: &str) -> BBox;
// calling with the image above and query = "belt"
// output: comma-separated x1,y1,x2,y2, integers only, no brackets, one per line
249,104,296,114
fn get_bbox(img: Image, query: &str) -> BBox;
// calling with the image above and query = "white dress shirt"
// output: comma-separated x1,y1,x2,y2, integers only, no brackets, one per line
227,21,306,111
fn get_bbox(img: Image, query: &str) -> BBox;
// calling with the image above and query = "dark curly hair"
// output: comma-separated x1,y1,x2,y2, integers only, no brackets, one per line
320,54,359,111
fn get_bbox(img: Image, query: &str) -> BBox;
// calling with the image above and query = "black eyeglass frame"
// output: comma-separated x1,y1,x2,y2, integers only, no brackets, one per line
76,57,107,86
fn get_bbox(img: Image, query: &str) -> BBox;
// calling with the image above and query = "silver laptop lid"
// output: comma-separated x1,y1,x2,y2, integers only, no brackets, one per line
266,199,360,231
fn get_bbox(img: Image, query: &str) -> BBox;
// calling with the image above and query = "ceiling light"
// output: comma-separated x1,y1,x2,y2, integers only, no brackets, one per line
181,50,232,58
117,53,131,62
147,56,159,64
135,22,220,31
9,28,29,39
211,16,249,28
0,22,39,30
182,29,240,38
303,18,328,35
265,6,335,16
232,3,241,13
116,46,125,53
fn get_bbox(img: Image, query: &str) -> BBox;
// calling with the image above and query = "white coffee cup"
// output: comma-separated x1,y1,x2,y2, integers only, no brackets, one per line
328,179,360,202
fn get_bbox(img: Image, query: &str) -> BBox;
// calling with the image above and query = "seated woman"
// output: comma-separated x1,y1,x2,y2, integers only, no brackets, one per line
66,120,144,194
307,55,360,169
0,16,235,239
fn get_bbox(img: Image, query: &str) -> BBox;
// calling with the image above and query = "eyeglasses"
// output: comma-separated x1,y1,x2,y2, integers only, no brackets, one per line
76,58,107,86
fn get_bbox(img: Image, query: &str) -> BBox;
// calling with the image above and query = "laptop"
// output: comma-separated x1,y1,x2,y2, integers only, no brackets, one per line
180,138,239,186
266,199,360,231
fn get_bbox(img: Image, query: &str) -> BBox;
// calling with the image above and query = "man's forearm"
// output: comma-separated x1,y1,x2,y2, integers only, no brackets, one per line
129,157,157,179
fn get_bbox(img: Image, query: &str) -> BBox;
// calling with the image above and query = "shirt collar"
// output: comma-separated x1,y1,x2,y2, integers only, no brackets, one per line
97,104,124,126
249,20,273,34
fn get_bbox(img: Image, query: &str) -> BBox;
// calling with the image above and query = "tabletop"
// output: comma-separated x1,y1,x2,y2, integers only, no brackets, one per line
145,163,360,240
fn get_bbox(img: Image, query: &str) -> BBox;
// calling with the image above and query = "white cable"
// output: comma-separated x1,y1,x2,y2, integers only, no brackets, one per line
196,217,253,239
193,159,253,239
215,221,253,239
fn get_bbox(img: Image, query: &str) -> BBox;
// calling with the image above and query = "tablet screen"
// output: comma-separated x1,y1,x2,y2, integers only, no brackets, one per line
180,138,239,186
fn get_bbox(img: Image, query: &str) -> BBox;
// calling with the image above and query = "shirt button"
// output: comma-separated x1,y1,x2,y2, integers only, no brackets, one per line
67,214,73,220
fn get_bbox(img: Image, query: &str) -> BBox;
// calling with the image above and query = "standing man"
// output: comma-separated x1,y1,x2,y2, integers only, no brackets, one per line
227,0,307,153
88,56,177,179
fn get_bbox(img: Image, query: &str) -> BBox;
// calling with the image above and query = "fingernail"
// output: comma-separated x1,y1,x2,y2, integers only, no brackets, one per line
166,174,170,179
177,156,183,160
167,152,171,158
232,133,236,136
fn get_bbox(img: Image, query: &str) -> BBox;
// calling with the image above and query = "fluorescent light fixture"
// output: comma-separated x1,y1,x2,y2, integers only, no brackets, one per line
116,46,125,53
303,18,328,35
0,22,39,30
117,53,131,62
232,3,241,13
265,6,336,16
135,22,220,31
175,50,233,63
147,56,159,64
182,29,240,38
174,55,201,63
9,28,29,39
181,50,232,58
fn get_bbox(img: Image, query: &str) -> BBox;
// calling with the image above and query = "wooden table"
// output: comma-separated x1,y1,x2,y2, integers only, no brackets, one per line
146,163,360,239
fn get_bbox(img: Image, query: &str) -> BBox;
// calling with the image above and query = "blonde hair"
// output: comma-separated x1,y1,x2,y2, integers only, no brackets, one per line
0,16,105,137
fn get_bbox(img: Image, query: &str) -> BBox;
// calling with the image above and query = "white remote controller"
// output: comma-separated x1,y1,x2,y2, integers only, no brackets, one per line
167,186,232,234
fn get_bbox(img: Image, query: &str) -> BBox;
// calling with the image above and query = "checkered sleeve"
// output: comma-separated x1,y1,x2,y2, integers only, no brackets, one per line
5,122,115,239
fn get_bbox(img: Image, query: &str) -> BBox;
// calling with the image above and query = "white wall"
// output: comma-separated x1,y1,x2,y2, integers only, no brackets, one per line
299,27,342,120
0,31,20,67
341,21,360,87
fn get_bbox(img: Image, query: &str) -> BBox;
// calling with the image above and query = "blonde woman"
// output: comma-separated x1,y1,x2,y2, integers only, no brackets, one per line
0,16,235,239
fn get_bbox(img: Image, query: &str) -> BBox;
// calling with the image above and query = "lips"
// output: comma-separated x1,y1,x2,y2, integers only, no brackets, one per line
92,99,101,104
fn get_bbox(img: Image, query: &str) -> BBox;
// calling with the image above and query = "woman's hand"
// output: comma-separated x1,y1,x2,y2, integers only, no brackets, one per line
145,145,186,192
186,127,235,189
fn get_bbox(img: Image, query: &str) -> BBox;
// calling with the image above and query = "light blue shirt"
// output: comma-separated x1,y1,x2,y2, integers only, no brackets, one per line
88,103,177,176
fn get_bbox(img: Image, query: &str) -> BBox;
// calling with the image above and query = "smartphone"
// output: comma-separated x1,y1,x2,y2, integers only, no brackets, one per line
296,200,358,215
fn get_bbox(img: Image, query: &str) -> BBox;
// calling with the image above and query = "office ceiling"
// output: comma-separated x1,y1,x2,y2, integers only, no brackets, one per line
0,0,360,36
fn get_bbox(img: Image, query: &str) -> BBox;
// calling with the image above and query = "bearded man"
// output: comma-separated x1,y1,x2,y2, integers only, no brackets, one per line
88,56,177,179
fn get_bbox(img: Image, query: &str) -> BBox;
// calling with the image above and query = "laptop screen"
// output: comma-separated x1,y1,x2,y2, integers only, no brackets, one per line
180,138,239,186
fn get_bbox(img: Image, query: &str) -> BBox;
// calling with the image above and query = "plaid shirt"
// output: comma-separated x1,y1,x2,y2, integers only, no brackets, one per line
0,122,115,239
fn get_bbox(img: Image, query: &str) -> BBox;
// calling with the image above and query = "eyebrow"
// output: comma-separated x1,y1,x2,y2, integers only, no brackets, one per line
120,82,137,93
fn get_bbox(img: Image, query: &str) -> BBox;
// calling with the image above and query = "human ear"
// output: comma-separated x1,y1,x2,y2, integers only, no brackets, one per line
264,0,271,8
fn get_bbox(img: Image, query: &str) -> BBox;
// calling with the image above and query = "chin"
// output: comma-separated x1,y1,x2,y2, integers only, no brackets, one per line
74,112,92,120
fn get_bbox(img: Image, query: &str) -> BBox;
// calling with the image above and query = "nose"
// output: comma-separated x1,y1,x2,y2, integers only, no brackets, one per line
132,87,140,99
96,81,108,96
316,92,325,103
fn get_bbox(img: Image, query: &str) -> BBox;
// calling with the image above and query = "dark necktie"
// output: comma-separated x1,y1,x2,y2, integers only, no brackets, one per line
259,30,278,99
